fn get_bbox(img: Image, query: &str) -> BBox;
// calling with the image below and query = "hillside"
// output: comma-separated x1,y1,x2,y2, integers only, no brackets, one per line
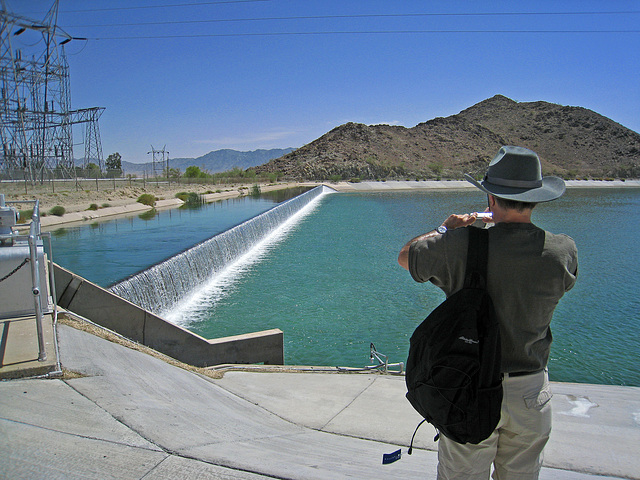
122,148,294,176
255,95,640,180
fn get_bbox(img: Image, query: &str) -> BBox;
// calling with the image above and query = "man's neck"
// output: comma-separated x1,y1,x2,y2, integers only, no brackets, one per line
488,195,533,224
494,210,532,224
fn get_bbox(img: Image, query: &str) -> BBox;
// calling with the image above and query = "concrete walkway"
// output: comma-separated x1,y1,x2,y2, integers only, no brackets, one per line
1,323,638,480
329,179,640,192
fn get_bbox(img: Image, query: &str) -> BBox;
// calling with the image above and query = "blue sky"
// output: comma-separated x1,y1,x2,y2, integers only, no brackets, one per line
6,1,640,164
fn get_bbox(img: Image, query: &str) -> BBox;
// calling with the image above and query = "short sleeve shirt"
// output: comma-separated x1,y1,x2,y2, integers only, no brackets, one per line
409,223,578,373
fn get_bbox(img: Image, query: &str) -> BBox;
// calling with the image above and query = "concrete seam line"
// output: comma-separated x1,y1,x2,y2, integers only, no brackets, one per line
0,403,165,454
138,454,173,479
319,376,378,431
60,376,169,453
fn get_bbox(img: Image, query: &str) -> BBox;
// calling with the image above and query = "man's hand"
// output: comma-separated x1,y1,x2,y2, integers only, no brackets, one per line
441,213,479,230
398,213,480,270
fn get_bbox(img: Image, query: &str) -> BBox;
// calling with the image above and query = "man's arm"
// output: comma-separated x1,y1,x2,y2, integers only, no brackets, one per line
398,230,438,271
397,213,479,271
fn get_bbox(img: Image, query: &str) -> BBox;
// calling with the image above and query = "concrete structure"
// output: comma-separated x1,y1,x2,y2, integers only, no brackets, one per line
1,321,638,479
53,263,284,367
0,313,58,379
2,182,639,478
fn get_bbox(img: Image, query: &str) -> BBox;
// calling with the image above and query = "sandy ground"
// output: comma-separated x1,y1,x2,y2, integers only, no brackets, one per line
2,178,638,228
0,178,286,215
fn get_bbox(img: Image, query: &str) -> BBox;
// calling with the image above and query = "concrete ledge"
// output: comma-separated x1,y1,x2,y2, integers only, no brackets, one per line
53,263,283,367
39,203,151,228
329,179,640,192
34,198,184,230
0,314,58,380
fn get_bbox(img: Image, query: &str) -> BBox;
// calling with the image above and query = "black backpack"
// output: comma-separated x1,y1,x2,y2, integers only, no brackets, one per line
405,226,503,448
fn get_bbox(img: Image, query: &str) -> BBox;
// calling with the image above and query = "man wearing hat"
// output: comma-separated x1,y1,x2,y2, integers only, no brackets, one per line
398,146,578,479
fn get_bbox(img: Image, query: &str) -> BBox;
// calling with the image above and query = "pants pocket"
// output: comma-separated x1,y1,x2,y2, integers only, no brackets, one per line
523,383,552,410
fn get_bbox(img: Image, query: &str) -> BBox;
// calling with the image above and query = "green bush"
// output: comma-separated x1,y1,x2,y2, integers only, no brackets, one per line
49,205,66,217
137,193,156,206
87,203,99,211
176,191,203,207
250,184,261,197
184,166,208,178
17,208,34,223
185,192,203,207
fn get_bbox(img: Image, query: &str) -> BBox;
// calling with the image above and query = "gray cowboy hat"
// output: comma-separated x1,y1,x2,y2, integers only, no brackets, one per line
464,146,566,203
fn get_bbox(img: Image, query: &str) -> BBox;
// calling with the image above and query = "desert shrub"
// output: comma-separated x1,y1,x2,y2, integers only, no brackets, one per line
176,191,203,207
184,192,203,207
250,184,261,197
429,162,443,175
17,208,34,223
101,203,111,208
137,193,156,206
49,205,66,217
87,204,99,211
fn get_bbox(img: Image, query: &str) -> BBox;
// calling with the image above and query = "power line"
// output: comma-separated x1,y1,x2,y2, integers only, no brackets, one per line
63,11,640,29
85,29,640,40
28,0,271,14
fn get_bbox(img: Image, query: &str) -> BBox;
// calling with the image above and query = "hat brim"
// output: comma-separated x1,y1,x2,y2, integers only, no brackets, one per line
464,174,566,203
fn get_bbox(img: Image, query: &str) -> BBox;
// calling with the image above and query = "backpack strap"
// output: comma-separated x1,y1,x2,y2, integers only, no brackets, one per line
464,227,489,289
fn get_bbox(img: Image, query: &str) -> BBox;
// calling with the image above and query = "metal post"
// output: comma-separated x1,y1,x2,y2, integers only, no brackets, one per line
28,201,46,361
27,234,46,361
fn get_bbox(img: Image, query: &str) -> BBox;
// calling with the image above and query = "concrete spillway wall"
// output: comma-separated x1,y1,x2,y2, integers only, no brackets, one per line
53,263,283,367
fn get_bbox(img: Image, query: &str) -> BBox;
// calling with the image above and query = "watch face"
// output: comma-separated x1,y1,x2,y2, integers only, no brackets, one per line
436,226,447,234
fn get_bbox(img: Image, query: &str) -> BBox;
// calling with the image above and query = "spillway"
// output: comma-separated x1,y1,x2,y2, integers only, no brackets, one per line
109,185,331,316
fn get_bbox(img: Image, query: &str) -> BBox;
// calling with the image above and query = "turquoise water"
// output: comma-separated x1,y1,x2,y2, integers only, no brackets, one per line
49,188,640,386
49,196,282,287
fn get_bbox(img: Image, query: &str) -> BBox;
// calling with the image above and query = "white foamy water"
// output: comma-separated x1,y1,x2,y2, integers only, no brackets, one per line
163,191,328,325
108,185,333,320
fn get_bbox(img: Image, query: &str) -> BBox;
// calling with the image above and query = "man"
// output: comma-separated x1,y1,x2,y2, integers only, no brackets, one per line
398,146,578,480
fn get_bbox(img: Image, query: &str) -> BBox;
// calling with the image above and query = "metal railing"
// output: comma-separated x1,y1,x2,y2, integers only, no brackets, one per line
0,196,57,362
368,343,404,374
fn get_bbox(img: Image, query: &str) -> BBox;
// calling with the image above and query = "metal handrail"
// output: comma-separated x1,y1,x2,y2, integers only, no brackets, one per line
2,198,57,362
368,343,404,374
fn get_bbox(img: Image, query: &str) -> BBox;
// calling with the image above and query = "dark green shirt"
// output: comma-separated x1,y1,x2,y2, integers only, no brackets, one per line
409,223,578,373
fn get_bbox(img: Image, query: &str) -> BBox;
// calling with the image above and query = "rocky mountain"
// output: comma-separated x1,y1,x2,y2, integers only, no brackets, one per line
255,95,640,180
121,148,294,176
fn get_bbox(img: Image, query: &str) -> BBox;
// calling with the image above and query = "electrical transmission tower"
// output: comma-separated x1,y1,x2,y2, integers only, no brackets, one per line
147,145,168,179
0,0,104,183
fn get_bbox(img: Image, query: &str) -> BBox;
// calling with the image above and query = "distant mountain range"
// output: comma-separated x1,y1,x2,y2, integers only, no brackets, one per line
117,96,640,181
255,95,640,180
121,148,295,176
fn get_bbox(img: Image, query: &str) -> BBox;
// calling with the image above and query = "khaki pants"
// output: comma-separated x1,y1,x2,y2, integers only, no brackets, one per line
437,370,552,480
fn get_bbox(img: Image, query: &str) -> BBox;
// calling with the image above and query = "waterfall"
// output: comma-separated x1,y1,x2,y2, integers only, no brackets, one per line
109,185,332,316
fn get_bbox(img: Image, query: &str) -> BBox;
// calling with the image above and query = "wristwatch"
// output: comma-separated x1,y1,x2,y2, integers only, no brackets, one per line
435,225,448,235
